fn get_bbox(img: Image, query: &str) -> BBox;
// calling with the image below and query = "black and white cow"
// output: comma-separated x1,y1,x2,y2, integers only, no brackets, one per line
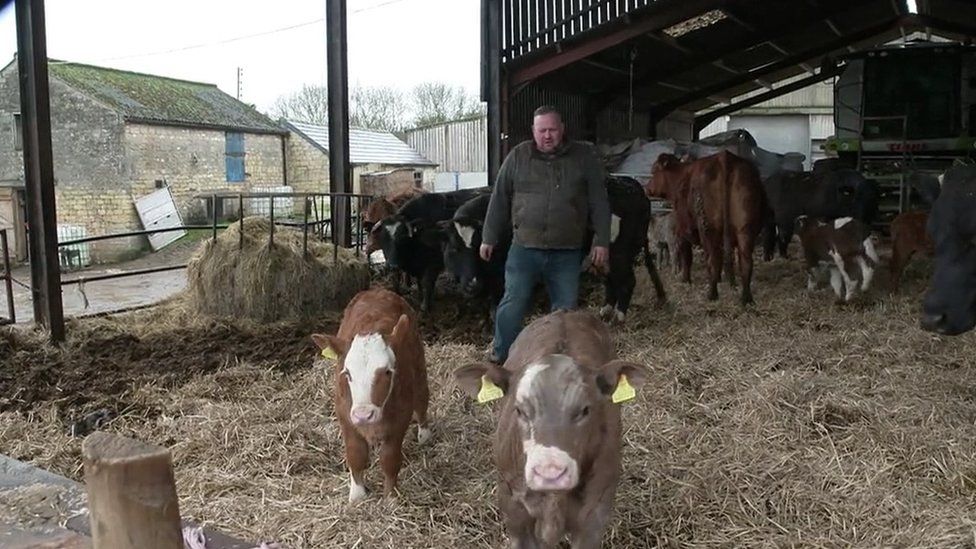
597,176,666,323
920,165,976,335
762,169,880,260
371,187,490,313
439,193,510,326
795,215,879,302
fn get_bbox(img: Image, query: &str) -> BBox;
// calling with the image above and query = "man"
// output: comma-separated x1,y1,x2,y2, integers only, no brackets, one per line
480,105,611,364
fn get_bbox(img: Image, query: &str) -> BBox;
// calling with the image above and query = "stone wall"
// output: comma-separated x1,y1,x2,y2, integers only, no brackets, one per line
125,124,285,223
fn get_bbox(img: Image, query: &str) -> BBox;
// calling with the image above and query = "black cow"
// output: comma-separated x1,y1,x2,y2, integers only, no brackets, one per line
761,168,880,260
597,176,666,323
920,165,976,335
371,187,490,313
439,193,511,326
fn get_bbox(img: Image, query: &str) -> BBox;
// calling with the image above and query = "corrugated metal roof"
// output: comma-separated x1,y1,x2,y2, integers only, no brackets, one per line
285,120,437,167
43,61,284,134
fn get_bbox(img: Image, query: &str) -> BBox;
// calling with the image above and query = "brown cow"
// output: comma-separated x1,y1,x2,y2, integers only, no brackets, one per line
363,187,427,254
453,310,648,548
311,288,430,503
889,210,934,292
795,215,879,302
646,151,765,304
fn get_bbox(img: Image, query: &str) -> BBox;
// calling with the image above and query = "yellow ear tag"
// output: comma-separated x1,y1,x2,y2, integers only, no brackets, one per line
477,375,504,404
321,347,337,360
611,374,636,404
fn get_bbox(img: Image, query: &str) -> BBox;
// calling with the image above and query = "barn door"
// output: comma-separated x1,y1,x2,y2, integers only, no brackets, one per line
134,187,186,251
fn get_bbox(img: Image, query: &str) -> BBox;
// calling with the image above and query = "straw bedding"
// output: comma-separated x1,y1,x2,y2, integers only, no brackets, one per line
1,249,976,548
185,216,370,322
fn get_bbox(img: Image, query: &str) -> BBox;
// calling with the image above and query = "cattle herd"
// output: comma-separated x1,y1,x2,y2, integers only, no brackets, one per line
309,144,976,547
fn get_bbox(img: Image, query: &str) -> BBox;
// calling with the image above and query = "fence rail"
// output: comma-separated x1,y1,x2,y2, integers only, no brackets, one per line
4,191,376,324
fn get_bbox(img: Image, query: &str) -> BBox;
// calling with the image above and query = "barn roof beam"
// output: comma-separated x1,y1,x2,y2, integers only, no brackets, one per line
693,63,845,133
900,13,976,38
581,58,632,76
507,0,728,87
653,17,899,115
647,31,697,55
602,2,878,107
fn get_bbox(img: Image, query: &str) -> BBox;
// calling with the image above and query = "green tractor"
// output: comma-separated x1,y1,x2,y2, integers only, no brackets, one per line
824,40,976,231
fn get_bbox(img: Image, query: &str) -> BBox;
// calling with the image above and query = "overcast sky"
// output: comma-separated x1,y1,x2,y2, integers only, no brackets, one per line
0,0,482,114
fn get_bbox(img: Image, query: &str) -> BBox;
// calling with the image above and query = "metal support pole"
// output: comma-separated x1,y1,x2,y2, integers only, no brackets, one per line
269,193,275,247
327,0,352,247
238,193,244,250
211,193,218,240
302,197,309,258
2,231,15,324
485,0,503,187
15,0,64,342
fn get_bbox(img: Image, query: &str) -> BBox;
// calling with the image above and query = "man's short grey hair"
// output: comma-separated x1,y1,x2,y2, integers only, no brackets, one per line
533,105,563,122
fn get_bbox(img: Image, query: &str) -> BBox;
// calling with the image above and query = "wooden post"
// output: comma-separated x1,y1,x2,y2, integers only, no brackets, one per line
81,432,183,549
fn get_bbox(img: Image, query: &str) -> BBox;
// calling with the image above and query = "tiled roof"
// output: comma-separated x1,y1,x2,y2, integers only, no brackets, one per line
285,120,437,166
46,61,284,134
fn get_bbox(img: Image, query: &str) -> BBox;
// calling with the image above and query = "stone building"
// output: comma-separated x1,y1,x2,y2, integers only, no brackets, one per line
0,58,287,264
283,120,437,197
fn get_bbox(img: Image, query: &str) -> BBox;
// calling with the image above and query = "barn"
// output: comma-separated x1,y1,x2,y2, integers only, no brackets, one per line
2,0,976,548
0,58,289,264
284,119,438,197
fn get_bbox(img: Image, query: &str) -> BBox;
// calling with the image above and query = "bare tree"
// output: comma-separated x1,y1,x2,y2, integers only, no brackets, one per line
350,85,408,131
411,82,485,127
269,84,329,124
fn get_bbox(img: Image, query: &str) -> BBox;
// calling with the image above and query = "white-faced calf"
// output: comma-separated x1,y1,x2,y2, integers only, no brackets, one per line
454,310,648,548
311,288,430,503
795,215,878,302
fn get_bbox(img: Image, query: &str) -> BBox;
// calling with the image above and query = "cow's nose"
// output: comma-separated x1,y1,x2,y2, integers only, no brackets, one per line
920,312,946,333
350,407,377,424
532,463,568,481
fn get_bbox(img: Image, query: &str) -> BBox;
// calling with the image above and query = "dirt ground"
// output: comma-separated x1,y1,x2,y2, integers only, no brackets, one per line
1,242,976,548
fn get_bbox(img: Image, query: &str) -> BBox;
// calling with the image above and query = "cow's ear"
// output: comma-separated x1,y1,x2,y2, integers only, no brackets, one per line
596,359,649,401
453,362,511,401
311,333,348,360
389,314,411,345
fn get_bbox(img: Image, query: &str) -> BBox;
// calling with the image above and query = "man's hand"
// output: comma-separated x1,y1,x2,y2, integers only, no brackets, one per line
480,243,494,262
590,246,609,270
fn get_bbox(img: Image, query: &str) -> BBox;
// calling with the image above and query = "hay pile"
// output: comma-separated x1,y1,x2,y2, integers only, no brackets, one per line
3,249,976,547
185,217,369,322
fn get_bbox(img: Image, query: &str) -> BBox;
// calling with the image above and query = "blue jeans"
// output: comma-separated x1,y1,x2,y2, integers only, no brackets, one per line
492,243,585,363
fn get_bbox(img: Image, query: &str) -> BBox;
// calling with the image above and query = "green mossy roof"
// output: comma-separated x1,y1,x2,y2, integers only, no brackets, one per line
48,61,283,134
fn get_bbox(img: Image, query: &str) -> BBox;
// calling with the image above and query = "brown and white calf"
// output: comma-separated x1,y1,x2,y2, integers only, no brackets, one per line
795,215,879,302
311,288,430,503
454,310,648,548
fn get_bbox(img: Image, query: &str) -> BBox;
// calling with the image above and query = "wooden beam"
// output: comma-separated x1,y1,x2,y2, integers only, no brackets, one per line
722,9,757,32
658,81,693,92
582,58,632,76
825,18,843,37
648,31,696,55
655,17,899,115
601,1,874,107
899,13,976,37
695,64,845,132
508,0,727,86
82,432,183,549
14,0,65,342
712,60,740,74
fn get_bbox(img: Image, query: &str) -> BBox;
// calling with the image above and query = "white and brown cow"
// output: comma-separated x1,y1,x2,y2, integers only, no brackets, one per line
795,215,879,302
311,288,430,503
453,310,648,548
